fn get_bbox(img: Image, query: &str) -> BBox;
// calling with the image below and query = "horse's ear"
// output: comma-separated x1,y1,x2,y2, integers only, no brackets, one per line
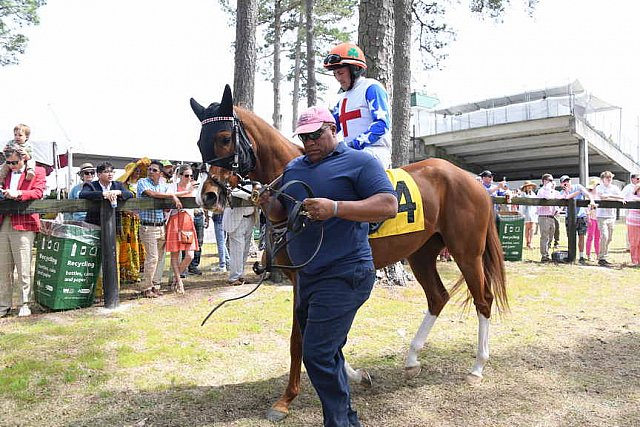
219,84,234,117
190,98,206,121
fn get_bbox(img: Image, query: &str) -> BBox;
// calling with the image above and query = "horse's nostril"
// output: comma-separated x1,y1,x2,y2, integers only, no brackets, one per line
204,192,218,206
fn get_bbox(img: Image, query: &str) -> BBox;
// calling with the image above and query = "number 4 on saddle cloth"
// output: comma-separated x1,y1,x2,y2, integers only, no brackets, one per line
369,168,425,238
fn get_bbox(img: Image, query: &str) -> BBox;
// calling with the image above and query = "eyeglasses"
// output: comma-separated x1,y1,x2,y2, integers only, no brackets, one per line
5,160,20,165
183,174,193,177
83,171,95,175
148,168,160,173
299,126,329,143
323,54,342,65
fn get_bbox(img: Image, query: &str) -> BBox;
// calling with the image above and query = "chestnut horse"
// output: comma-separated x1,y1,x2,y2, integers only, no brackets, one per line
191,85,508,422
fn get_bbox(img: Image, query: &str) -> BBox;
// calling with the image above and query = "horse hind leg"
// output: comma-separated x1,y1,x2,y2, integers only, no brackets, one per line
404,235,449,379
452,253,493,384
467,311,490,385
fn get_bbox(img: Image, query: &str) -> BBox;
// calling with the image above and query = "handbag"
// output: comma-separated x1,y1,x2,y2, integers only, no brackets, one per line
177,211,194,244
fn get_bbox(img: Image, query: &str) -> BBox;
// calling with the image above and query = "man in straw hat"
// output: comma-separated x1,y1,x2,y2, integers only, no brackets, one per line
518,181,538,249
536,174,562,262
66,162,96,222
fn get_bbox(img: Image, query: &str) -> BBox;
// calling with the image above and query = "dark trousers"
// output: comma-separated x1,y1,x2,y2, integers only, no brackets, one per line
189,214,205,268
296,260,375,427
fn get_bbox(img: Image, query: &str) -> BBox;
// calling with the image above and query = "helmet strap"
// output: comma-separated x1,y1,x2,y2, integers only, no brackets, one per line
348,65,364,91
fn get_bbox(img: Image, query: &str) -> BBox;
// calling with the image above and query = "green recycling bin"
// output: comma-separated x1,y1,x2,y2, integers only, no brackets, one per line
497,212,524,261
35,220,102,310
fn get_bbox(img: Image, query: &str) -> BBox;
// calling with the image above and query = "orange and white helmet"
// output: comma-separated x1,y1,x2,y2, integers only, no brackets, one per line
323,42,367,71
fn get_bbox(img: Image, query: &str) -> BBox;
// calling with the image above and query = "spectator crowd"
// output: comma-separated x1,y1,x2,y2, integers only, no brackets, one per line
1,122,639,319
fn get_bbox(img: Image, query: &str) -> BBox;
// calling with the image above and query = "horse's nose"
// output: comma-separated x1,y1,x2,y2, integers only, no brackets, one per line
202,191,218,209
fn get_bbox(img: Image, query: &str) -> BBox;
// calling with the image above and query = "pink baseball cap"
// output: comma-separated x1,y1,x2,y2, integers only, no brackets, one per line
293,106,335,135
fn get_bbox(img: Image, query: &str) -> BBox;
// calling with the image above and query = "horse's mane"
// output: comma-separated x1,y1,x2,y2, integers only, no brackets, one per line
234,106,303,183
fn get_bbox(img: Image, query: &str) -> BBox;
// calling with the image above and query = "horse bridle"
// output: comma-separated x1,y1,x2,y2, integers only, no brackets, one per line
199,117,325,326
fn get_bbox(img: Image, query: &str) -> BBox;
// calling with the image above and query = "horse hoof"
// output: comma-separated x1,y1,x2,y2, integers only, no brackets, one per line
465,373,483,385
359,369,373,388
404,365,422,379
266,408,288,422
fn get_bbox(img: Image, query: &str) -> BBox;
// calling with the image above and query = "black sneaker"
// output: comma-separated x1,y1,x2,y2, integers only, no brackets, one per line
598,259,611,267
541,256,551,263
188,267,203,276
579,257,587,265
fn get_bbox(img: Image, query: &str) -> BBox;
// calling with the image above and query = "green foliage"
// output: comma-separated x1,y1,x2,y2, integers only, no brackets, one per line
0,0,47,66
221,0,356,102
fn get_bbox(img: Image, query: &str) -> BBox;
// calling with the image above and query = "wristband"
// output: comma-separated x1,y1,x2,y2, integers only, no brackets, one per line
333,200,339,217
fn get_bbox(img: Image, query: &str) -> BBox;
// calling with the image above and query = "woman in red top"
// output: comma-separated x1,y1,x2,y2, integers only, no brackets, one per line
165,164,199,294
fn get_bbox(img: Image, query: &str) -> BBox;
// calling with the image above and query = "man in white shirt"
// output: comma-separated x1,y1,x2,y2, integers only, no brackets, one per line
222,183,257,285
595,171,624,266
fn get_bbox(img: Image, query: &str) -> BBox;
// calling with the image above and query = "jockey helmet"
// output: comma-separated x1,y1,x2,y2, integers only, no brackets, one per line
323,43,367,71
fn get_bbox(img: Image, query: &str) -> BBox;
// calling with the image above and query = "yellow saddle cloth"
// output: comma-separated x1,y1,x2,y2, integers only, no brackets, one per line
369,168,425,239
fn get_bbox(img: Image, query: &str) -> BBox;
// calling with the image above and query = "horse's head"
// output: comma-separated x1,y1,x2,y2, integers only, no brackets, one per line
191,84,256,210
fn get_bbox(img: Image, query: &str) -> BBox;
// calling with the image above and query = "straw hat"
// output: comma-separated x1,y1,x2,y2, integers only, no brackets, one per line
586,178,600,190
78,162,95,175
520,180,537,191
116,157,151,183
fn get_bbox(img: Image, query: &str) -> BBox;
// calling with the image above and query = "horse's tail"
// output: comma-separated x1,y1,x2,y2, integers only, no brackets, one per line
483,219,509,315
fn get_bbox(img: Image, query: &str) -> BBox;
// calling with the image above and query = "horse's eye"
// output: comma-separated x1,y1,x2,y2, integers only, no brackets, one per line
221,136,232,145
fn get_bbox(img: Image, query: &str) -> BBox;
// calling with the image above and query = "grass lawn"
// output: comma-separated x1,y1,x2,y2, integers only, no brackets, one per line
1,221,639,426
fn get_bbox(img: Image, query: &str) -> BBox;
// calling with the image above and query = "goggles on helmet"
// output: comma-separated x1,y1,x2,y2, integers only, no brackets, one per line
324,54,344,66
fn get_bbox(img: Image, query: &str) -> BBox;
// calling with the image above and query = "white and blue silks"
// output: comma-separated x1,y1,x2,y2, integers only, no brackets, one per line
331,77,392,168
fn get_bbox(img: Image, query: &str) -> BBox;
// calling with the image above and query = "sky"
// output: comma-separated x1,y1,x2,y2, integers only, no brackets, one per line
1,0,639,165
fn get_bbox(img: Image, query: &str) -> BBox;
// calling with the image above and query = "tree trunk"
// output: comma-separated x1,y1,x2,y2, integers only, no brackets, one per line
272,0,283,129
292,8,303,131
357,0,394,98
305,0,317,106
392,0,412,167
233,0,258,109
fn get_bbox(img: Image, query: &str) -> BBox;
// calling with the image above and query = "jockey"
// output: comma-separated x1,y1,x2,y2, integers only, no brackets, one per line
323,42,392,169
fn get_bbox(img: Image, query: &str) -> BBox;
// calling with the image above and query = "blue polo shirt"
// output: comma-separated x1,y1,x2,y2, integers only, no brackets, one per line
281,142,396,275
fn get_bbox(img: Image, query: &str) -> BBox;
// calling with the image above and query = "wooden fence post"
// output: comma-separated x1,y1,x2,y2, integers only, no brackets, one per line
566,198,577,262
100,200,119,309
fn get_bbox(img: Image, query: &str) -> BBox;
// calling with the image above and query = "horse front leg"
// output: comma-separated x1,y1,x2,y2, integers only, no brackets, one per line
466,311,489,385
266,303,303,422
404,311,438,378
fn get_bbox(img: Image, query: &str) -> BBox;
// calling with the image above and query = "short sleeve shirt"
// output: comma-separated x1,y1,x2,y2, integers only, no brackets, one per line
137,177,169,223
281,142,396,275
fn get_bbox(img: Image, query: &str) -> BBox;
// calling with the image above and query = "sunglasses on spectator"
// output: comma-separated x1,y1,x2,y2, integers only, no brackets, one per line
83,171,95,175
299,126,329,143
183,173,193,177
5,160,20,165
148,168,160,172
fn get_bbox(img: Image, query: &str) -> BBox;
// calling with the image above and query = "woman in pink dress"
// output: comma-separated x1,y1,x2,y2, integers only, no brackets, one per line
625,184,640,266
165,164,199,294
585,179,600,260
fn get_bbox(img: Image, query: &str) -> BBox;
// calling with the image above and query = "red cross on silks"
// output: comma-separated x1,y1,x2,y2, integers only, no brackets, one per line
339,99,361,137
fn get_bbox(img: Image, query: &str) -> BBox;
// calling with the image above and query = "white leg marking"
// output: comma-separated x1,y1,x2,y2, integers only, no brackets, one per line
344,360,362,383
469,311,490,379
406,311,438,369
